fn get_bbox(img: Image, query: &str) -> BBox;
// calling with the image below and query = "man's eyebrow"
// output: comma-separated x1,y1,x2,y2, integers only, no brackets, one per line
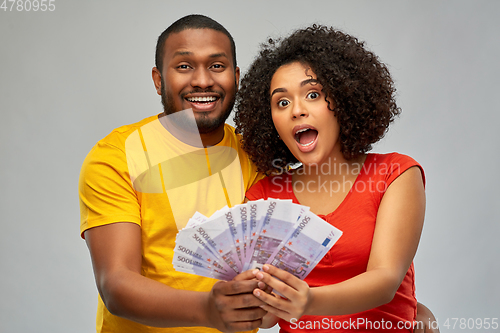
172,51,193,57
172,51,229,59
209,52,229,59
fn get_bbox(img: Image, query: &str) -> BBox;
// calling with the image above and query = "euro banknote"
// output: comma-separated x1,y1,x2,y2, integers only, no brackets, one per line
173,199,342,281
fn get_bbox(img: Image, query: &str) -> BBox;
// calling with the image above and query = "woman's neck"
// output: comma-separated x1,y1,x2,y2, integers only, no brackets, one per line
294,154,366,182
291,154,367,215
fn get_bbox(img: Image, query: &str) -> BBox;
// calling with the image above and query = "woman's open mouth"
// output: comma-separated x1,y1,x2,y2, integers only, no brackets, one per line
293,126,318,152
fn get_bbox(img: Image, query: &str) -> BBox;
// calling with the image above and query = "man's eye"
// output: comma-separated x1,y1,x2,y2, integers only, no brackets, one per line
211,64,225,70
278,100,289,108
178,64,190,69
308,92,320,99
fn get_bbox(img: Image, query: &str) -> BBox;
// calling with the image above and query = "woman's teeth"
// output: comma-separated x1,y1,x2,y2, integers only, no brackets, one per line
299,140,314,147
295,128,317,146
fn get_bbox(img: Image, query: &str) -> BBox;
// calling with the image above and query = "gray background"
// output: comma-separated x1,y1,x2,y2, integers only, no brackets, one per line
1,0,499,332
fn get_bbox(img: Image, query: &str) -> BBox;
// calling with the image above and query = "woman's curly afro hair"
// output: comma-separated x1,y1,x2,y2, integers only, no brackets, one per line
234,25,401,175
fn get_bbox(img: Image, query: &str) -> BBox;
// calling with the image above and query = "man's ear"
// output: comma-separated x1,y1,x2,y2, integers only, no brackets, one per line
235,66,240,91
152,67,162,96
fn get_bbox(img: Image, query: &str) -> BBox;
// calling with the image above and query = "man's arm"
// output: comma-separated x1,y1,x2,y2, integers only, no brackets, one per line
85,221,267,332
415,302,440,333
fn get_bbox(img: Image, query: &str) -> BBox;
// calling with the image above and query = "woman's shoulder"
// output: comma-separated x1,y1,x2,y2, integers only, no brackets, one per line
245,173,293,201
367,152,425,186
369,152,419,165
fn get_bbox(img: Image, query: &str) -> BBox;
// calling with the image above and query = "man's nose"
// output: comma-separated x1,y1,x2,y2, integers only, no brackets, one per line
191,68,215,89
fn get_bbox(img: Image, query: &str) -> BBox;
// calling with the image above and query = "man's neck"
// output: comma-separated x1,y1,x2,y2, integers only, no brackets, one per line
158,112,225,148
198,126,225,147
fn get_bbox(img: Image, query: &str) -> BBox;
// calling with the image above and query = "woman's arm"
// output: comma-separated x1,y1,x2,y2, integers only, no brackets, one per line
252,166,425,320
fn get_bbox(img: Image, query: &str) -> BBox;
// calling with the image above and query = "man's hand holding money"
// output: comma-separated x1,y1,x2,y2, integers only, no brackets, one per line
205,269,269,332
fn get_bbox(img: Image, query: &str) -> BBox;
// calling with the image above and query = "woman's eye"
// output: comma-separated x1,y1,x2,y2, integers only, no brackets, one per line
277,100,289,108
308,91,320,99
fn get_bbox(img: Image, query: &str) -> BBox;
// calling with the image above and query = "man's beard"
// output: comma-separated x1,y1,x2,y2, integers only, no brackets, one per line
160,77,236,134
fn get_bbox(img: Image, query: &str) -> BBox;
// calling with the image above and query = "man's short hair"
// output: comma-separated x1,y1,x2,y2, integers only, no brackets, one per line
155,14,237,72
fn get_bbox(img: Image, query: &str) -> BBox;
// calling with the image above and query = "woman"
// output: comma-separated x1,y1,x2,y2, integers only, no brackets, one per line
235,25,438,332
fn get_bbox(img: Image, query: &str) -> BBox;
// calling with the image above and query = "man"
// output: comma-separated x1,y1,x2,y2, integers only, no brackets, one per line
79,15,266,333
80,14,439,333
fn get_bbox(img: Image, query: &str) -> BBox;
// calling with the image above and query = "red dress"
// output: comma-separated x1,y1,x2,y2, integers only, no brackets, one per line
245,153,425,332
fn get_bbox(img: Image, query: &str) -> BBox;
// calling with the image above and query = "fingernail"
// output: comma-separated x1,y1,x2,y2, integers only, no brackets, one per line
263,265,270,272
254,289,261,296
256,272,263,279
252,269,259,275
258,282,266,289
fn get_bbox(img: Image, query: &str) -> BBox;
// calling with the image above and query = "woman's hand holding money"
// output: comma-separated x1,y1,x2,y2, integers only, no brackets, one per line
252,264,312,323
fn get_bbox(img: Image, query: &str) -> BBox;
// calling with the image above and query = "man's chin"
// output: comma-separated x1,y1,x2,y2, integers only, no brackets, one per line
193,109,232,134
161,92,234,135
195,118,225,134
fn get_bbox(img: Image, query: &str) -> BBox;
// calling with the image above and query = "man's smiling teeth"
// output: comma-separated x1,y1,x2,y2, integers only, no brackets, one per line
186,96,217,102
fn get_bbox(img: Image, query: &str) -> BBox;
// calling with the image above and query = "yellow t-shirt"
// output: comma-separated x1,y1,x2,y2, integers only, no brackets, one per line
79,114,263,332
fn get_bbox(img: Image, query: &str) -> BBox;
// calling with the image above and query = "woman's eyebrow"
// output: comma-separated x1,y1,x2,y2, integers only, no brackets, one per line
301,78,320,87
271,78,320,97
271,87,287,97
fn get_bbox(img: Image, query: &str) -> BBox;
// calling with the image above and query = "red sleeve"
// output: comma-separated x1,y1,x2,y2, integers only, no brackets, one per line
384,153,426,189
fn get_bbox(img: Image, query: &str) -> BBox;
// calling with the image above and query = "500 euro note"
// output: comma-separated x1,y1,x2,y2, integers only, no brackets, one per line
173,229,236,279
244,199,307,271
266,211,342,280
230,203,248,264
187,214,242,273
173,199,343,282
244,199,263,262
173,255,234,280
183,211,208,229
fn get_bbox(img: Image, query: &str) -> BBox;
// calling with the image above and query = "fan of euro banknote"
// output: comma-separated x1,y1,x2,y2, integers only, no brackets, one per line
173,198,343,281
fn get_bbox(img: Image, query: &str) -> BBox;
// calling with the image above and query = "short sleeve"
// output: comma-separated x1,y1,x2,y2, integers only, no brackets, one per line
385,153,426,189
79,141,141,238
